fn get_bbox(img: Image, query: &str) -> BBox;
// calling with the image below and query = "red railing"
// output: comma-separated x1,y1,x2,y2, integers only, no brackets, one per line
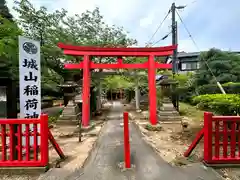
185,112,240,165
0,114,49,167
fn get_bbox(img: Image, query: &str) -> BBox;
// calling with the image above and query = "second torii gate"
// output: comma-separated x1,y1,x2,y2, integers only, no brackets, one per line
58,43,177,127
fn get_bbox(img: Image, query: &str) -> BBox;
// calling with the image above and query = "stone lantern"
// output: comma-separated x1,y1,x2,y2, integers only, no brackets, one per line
158,78,181,123
58,78,81,125
159,78,178,103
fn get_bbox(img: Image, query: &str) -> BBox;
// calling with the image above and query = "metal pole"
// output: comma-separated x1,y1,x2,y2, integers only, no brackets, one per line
175,21,178,74
172,3,177,76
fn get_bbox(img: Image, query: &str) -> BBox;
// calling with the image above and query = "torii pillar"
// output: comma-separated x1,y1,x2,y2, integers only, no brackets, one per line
58,43,177,127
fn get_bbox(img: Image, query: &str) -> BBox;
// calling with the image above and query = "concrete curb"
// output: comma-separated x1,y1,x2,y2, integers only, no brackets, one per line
131,121,163,157
132,121,225,180
37,122,106,180
0,167,48,175
80,121,107,169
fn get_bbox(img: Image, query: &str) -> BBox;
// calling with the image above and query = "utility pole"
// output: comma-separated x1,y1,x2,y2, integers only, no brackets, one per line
171,3,185,76
171,3,177,76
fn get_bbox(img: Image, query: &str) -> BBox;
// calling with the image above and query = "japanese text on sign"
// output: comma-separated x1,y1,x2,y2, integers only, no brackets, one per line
19,36,41,119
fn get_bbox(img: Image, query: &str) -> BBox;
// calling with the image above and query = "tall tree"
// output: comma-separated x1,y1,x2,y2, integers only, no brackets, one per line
194,48,240,86
13,0,137,90
0,0,13,21
0,13,21,79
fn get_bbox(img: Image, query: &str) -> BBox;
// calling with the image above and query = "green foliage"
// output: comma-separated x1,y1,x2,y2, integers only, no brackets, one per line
194,48,240,86
12,0,137,97
179,103,204,121
192,94,240,115
174,72,194,87
0,16,22,78
178,86,196,103
177,48,240,103
102,75,134,90
145,124,162,131
197,82,240,95
0,0,13,21
48,114,60,124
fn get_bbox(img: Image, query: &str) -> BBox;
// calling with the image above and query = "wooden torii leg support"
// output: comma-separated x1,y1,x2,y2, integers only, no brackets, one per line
58,43,177,127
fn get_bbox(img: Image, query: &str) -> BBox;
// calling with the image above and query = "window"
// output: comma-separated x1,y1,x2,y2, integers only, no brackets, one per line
181,63,187,70
181,62,199,71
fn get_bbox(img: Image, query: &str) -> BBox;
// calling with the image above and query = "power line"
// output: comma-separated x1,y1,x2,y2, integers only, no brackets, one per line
176,9,226,94
184,0,197,8
146,8,171,46
151,31,171,46
176,10,199,50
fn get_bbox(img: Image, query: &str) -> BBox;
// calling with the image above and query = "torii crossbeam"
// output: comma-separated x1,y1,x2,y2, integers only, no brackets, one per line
58,43,177,127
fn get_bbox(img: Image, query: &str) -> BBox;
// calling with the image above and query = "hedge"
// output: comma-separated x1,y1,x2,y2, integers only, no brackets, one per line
192,94,240,115
197,82,240,95
177,86,196,103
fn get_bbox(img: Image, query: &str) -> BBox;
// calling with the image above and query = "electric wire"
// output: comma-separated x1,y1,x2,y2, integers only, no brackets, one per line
176,9,226,94
146,8,171,46
151,31,172,46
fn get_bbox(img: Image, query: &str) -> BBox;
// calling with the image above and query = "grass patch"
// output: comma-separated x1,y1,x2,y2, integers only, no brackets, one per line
179,102,204,121
48,108,63,124
145,124,162,131
172,153,200,166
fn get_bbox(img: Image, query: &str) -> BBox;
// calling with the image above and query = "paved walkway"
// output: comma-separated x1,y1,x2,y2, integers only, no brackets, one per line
67,101,224,180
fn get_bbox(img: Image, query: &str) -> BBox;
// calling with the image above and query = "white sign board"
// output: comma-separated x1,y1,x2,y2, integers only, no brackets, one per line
19,36,41,148
19,36,41,118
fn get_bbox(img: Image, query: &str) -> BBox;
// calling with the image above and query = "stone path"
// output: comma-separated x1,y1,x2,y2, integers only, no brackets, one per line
67,101,224,180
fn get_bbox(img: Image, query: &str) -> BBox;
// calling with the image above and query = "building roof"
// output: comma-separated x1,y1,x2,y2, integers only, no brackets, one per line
177,52,201,58
177,51,240,58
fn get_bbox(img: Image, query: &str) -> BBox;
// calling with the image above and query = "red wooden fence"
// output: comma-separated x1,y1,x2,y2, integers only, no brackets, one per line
184,112,240,165
0,114,49,167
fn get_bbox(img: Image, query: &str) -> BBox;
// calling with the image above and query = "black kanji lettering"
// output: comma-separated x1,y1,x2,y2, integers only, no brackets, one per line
24,85,39,96
24,72,37,82
25,112,39,118
22,58,38,70
24,98,38,110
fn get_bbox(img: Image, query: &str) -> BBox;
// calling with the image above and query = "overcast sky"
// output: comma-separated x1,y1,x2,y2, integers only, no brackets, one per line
7,0,240,52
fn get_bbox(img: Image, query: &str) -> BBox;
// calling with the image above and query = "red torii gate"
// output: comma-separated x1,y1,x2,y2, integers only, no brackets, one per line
58,43,177,127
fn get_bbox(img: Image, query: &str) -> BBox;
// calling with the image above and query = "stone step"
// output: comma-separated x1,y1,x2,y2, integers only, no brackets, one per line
59,113,81,120
162,104,175,108
62,107,80,115
56,119,79,125
159,119,182,122
158,115,182,121
159,106,177,111
158,111,180,116
160,121,182,124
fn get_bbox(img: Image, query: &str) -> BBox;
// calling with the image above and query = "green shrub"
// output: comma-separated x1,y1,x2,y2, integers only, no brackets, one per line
197,82,240,95
192,94,240,115
145,124,162,131
48,116,58,123
177,86,196,103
